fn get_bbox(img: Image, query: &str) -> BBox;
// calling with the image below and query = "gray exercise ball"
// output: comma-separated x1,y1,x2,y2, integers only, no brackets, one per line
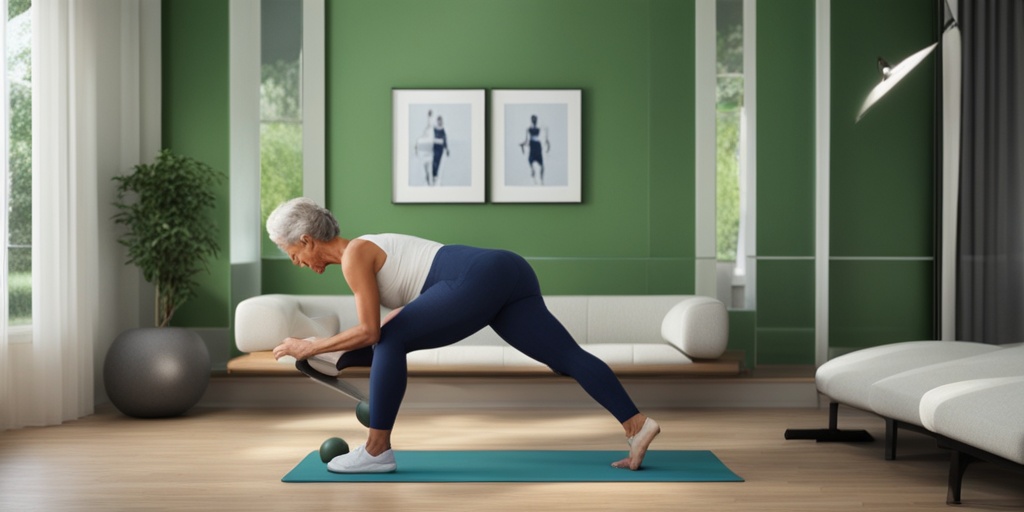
103,327,210,418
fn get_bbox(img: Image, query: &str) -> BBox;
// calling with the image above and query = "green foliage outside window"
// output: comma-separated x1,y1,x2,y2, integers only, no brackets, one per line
261,60,300,120
716,110,741,262
260,122,303,254
716,15,743,262
260,58,303,256
8,1,33,324
9,0,30,18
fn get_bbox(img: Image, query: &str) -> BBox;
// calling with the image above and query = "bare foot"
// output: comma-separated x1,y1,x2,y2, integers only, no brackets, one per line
611,418,661,470
610,456,631,468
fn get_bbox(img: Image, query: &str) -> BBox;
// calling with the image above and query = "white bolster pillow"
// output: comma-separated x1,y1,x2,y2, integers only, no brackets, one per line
660,296,729,359
234,295,340,353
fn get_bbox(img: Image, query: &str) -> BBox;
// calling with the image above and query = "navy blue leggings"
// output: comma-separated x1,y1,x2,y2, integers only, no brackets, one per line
431,145,444,177
351,245,640,430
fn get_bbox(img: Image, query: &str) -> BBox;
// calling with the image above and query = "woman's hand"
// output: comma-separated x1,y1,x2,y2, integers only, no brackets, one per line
273,337,315,361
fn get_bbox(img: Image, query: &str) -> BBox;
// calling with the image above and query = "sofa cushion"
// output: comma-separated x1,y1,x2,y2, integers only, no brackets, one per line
452,297,590,347
660,296,729,359
406,346,539,366
867,344,1024,425
453,327,506,346
543,296,590,344
585,344,693,365
235,294,387,352
587,296,685,345
234,295,300,353
814,341,1000,411
295,315,340,340
404,342,694,368
235,294,728,370
919,376,1024,464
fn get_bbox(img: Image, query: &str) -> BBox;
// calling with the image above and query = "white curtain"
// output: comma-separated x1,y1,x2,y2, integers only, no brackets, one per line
0,0,10,431
940,0,961,341
1,0,159,430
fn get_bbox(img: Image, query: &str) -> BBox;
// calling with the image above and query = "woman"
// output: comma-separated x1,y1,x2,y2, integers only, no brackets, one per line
430,115,449,185
518,114,549,185
268,198,660,473
414,109,449,186
413,110,449,186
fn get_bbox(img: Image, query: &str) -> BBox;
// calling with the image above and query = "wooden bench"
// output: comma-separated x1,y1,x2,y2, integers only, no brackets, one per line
226,349,747,378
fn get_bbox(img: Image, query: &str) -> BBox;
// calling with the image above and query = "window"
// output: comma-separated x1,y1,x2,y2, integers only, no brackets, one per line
229,0,323,279
716,0,742,264
716,0,748,308
4,0,31,329
259,0,304,257
696,0,754,310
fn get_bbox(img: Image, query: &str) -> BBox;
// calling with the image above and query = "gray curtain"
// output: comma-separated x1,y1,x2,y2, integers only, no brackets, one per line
956,0,1024,343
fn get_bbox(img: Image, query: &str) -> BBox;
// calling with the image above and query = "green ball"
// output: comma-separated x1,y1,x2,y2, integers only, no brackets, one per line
319,437,349,463
355,400,371,428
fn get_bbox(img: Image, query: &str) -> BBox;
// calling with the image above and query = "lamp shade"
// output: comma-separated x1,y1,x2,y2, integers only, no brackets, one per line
856,42,938,122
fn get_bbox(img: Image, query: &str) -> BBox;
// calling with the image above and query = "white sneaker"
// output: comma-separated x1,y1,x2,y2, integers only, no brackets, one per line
327,445,397,473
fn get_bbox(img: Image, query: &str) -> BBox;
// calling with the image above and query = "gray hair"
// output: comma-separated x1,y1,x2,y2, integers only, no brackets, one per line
266,197,340,247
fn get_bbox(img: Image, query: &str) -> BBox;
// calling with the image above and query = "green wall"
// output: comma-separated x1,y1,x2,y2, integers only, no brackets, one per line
756,0,817,364
165,0,699,318
263,0,697,297
829,0,936,353
162,0,231,327
163,0,937,367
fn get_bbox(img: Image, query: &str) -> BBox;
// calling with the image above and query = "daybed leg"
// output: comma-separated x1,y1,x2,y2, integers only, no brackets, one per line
783,402,874,443
884,418,898,461
946,450,975,505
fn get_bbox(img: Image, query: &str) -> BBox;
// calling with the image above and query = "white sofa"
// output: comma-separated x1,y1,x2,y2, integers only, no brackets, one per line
233,294,732,375
788,340,1024,504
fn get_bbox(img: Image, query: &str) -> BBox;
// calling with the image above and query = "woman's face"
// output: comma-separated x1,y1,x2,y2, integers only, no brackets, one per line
283,235,327,274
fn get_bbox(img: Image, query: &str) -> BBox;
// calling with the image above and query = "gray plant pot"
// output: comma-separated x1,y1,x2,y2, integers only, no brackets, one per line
103,327,210,418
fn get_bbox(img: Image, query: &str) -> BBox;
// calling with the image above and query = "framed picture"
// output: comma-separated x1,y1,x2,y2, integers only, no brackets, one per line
392,89,486,203
490,89,582,203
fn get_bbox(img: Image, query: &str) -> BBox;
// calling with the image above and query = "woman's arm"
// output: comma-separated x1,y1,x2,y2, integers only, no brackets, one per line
272,241,384,361
421,109,433,136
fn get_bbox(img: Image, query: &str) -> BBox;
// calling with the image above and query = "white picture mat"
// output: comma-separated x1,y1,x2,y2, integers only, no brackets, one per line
490,89,582,203
392,89,485,203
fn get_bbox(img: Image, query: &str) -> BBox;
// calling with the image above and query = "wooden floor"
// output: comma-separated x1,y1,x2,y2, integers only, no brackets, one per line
1,406,1022,511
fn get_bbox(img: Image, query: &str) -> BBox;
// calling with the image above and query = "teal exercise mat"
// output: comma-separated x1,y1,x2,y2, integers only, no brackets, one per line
282,450,743,483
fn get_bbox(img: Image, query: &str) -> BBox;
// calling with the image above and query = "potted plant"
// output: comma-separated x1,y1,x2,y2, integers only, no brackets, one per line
104,148,224,418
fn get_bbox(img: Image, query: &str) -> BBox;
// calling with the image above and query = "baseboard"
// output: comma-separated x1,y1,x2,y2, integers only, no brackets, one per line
198,374,818,409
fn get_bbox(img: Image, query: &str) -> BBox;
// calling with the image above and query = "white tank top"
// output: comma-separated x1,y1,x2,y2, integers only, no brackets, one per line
357,234,443,309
